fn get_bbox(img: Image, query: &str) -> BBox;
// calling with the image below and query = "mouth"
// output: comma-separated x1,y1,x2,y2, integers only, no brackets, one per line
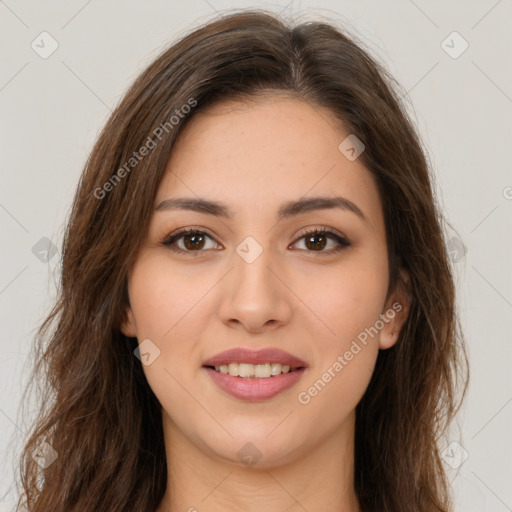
202,347,308,401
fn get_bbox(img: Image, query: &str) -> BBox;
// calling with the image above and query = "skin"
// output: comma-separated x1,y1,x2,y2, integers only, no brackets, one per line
121,94,410,512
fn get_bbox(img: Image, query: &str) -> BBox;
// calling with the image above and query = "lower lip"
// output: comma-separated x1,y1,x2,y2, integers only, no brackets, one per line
204,367,306,402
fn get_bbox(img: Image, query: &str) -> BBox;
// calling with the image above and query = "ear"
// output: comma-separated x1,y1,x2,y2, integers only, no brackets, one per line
120,305,137,338
379,268,411,350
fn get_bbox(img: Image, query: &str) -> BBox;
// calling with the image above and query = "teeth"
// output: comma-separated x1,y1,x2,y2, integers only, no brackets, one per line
238,363,255,378
213,363,295,378
255,363,271,378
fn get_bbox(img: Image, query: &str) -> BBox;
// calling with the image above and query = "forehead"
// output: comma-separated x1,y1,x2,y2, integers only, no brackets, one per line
157,95,383,229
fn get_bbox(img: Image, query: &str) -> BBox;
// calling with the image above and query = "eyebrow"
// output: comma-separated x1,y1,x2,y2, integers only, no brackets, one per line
155,196,367,222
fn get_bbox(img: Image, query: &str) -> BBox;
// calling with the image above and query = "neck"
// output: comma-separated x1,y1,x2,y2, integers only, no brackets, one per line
156,410,361,512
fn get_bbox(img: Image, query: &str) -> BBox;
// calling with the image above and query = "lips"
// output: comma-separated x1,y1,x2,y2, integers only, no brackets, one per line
203,348,308,401
202,347,308,369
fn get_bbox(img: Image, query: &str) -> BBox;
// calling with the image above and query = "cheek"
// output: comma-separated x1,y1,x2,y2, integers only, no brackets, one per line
293,252,389,347
127,255,211,399
127,256,211,423
290,250,388,409
293,263,386,417
128,254,210,339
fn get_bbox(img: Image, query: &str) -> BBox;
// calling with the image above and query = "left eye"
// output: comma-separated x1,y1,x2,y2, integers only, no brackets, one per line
291,229,350,253
162,227,350,254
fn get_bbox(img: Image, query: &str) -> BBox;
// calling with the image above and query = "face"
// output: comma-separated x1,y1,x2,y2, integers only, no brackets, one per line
121,94,409,469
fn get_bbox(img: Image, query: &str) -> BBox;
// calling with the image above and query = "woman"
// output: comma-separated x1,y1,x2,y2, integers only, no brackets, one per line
18,9,468,512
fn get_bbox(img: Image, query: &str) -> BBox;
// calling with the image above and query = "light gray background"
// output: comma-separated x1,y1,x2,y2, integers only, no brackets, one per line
1,1,511,511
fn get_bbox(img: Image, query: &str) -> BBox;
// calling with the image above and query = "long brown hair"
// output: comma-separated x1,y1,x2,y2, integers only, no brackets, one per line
17,9,468,511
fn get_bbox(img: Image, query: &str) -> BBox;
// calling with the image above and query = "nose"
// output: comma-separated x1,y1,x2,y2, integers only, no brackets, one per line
217,244,293,334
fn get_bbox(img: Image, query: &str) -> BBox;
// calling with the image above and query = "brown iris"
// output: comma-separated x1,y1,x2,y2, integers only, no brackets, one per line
183,232,207,250
304,233,327,251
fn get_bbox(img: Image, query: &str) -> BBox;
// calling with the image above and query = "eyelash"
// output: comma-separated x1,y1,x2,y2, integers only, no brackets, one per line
161,226,351,256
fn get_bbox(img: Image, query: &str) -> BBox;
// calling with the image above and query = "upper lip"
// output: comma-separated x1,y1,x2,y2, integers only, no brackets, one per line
203,348,308,368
